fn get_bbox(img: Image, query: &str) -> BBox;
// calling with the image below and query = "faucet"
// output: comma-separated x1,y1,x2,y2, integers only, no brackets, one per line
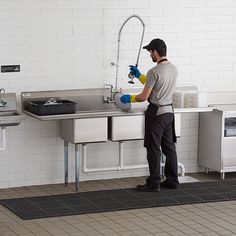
0,88,7,107
112,15,146,91
103,84,116,103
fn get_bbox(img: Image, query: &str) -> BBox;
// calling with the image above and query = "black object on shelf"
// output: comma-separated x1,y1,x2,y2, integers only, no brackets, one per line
24,99,76,116
225,118,236,137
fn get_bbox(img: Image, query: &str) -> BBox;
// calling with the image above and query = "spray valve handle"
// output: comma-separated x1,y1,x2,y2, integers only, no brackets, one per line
128,63,138,84
128,73,135,84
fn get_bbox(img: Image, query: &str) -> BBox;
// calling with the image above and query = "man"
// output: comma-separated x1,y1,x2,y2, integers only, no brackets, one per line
120,38,179,192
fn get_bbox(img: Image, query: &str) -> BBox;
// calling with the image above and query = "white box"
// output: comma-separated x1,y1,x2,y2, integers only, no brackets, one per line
184,92,208,108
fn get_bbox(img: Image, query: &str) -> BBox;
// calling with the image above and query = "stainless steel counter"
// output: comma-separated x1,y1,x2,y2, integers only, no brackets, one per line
21,88,213,121
23,106,213,120
23,108,144,120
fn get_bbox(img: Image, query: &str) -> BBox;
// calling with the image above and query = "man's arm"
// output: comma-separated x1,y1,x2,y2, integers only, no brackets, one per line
134,85,153,102
120,85,153,104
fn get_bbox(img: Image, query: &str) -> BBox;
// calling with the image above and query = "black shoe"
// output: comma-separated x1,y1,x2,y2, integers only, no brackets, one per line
160,180,178,189
136,183,160,192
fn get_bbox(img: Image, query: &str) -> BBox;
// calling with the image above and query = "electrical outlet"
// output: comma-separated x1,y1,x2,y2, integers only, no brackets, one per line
1,65,20,73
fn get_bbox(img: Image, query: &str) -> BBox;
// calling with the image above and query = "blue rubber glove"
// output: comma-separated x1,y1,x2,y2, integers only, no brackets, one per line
120,94,131,104
129,65,141,78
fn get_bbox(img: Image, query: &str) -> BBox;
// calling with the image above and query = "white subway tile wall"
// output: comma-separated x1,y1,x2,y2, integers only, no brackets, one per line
1,0,236,187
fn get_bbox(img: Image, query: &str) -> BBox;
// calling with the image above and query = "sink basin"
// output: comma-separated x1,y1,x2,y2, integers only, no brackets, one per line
76,103,120,113
0,111,23,127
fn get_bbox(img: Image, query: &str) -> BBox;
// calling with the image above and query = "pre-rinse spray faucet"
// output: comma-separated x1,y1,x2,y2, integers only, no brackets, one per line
103,84,116,103
113,15,146,90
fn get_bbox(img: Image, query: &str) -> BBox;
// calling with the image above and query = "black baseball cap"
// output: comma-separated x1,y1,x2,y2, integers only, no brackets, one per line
143,38,167,56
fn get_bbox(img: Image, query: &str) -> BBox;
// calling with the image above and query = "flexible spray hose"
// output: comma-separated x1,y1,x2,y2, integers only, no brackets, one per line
115,15,146,91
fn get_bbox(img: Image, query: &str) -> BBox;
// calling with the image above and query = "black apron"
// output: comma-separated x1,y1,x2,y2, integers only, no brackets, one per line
144,103,177,148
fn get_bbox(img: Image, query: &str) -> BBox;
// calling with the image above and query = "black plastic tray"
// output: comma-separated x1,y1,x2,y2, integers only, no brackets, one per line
24,99,76,116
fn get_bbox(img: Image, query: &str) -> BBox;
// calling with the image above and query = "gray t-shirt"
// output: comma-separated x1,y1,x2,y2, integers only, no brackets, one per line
145,61,178,115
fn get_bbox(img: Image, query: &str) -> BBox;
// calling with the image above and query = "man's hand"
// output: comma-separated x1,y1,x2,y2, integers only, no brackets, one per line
120,94,131,104
129,65,141,78
120,94,137,103
129,65,146,84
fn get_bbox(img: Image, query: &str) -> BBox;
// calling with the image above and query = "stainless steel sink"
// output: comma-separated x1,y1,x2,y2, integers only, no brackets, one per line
0,92,24,127
0,110,23,127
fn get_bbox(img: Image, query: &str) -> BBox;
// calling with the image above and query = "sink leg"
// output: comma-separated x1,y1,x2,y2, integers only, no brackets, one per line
221,172,225,180
64,141,69,186
75,144,80,191
161,150,165,178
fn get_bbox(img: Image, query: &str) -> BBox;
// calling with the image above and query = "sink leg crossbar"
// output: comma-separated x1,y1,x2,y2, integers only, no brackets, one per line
63,141,185,191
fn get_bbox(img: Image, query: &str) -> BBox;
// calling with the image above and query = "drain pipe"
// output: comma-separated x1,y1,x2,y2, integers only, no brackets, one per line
82,142,148,172
0,127,6,151
178,162,185,177
117,141,148,170
82,144,118,172
82,142,185,176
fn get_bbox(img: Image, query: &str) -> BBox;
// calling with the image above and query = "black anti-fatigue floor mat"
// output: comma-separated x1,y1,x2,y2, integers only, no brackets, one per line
1,179,236,220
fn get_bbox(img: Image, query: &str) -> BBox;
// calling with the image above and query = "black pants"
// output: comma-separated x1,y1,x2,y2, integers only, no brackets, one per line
144,104,179,188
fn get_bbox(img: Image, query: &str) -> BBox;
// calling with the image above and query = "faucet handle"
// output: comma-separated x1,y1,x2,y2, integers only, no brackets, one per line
104,84,114,91
0,88,6,94
0,100,7,107
103,84,116,103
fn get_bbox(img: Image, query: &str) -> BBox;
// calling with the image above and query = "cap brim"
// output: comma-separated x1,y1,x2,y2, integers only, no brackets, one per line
143,45,152,50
